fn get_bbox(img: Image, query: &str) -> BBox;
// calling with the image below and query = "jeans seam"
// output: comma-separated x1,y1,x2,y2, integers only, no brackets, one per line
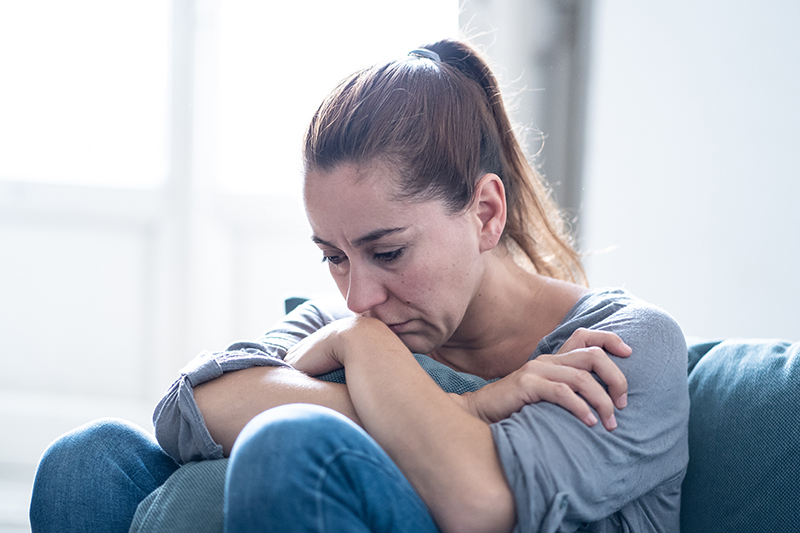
314,448,419,533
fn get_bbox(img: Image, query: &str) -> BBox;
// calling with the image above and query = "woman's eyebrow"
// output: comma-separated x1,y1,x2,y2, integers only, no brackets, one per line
311,226,408,249
352,226,408,247
310,235,336,248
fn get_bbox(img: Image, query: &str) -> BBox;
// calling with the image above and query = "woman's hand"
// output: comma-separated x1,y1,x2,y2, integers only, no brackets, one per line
456,329,631,431
284,316,390,376
283,319,350,376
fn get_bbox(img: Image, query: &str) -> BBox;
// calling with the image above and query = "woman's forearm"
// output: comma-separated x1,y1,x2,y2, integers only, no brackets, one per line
194,316,516,532
338,321,516,533
194,366,362,456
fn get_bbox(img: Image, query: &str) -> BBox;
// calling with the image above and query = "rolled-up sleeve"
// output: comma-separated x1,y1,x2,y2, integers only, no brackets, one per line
153,296,352,464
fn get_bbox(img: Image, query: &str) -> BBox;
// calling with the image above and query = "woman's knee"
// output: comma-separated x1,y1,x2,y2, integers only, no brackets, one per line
227,404,372,499
36,418,140,477
232,403,365,461
225,404,436,532
225,404,377,528
31,417,178,531
35,417,171,479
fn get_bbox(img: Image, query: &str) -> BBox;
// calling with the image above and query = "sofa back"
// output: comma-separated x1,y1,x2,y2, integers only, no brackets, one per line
681,338,800,531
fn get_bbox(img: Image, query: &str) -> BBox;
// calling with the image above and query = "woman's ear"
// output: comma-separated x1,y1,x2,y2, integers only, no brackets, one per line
473,173,507,253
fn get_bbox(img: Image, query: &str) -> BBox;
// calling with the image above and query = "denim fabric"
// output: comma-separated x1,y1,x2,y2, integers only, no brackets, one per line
225,404,441,533
29,418,179,533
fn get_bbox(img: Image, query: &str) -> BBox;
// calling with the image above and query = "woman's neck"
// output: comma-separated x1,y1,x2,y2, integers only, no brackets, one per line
429,251,588,379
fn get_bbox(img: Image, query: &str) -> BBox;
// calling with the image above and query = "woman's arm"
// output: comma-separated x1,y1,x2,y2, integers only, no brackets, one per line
195,327,629,464
456,329,630,429
299,317,516,533
286,318,633,533
193,366,361,456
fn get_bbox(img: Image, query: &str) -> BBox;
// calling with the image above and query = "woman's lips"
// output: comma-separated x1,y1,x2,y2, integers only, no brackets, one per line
387,320,413,334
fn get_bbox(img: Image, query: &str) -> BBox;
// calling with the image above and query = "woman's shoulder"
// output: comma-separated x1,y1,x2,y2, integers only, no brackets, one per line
558,287,682,341
539,287,687,374
565,287,652,320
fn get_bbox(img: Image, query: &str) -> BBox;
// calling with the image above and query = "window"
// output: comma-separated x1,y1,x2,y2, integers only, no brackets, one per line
0,0,169,188
217,0,460,195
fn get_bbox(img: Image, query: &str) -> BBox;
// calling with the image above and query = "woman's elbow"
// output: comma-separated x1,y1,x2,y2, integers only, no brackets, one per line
438,482,516,533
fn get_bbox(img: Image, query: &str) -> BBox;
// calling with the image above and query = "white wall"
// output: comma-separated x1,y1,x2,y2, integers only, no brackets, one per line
582,0,800,340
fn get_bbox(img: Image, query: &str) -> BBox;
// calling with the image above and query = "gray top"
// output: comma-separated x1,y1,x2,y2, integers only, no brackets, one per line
153,288,689,532
491,289,689,532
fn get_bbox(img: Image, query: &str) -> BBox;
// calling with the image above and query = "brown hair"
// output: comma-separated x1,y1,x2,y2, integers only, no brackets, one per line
303,39,586,285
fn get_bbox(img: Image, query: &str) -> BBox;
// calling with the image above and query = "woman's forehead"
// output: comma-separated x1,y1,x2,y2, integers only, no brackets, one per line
304,164,454,245
305,176,414,233
304,161,408,212
305,160,401,192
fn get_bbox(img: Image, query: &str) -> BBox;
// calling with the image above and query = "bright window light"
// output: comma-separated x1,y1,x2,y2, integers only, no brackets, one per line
217,0,460,196
0,1,457,192
0,1,169,188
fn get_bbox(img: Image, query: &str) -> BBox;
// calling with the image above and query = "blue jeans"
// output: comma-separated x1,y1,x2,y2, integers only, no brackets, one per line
225,404,442,533
29,418,179,533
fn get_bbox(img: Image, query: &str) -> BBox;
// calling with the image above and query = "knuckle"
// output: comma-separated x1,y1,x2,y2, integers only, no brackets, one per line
613,376,629,392
573,371,595,389
594,401,613,419
608,369,627,384
601,362,625,381
522,360,542,373
518,365,542,385
518,372,537,389
588,346,606,359
552,382,573,399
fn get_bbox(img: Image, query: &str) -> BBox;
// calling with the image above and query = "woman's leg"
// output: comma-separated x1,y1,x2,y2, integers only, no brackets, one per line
30,417,179,533
225,404,441,533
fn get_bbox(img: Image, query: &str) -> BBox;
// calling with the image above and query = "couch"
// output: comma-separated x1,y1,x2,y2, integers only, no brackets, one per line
129,336,800,532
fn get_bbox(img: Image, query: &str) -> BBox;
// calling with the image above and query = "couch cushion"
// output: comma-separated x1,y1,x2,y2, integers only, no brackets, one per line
681,338,800,532
129,458,228,533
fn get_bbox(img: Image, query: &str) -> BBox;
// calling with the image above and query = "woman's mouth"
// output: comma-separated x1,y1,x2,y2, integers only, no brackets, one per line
386,320,413,334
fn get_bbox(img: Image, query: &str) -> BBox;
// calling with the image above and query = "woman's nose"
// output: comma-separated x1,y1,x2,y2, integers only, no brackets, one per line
345,263,388,315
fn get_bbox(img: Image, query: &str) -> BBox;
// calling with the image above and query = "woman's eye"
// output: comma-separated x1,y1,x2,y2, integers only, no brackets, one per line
322,254,346,265
374,248,404,263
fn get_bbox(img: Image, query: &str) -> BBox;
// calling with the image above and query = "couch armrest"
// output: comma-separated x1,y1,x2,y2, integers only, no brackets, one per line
681,338,800,532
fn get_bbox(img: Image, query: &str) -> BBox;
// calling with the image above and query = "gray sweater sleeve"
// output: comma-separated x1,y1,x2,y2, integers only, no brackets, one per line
491,289,690,532
152,296,491,464
152,296,353,464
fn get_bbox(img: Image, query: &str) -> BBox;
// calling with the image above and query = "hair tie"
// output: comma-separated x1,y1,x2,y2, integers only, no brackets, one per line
408,48,440,62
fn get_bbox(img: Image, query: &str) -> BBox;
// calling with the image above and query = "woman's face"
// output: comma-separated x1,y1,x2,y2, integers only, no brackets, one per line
304,162,486,355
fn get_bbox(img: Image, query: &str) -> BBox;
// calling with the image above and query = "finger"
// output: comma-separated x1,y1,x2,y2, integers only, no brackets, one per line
602,332,633,357
536,364,619,430
547,348,629,410
557,329,632,358
557,329,632,357
283,341,305,365
534,380,602,429
518,361,618,430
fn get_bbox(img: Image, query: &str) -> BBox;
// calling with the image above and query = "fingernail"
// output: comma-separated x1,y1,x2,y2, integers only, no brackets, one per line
607,414,617,430
618,394,628,408
585,413,598,426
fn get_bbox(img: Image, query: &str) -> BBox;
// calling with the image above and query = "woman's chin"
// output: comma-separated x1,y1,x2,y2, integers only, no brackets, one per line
395,332,440,356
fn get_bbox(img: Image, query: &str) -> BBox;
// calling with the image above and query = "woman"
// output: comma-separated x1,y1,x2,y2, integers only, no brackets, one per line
31,39,689,532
